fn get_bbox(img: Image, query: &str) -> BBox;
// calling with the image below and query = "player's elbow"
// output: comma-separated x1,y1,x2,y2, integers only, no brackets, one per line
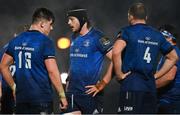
47,69,60,82
168,49,179,64
172,50,179,63
167,66,177,81
47,71,55,79
165,72,176,81
166,76,175,81
175,54,179,63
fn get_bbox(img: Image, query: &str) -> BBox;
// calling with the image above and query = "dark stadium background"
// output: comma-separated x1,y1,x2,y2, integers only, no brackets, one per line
0,0,179,113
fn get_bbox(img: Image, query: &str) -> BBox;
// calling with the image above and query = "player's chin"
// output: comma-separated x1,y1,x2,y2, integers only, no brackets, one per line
71,27,78,32
72,29,77,32
70,27,74,31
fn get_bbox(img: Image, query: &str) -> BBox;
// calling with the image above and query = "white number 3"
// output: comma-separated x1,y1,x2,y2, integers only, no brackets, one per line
143,47,151,63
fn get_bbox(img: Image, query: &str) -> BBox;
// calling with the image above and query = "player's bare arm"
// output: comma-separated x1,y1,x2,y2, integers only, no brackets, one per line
85,50,113,97
155,49,178,79
156,65,177,88
0,53,16,99
45,58,68,110
112,39,131,80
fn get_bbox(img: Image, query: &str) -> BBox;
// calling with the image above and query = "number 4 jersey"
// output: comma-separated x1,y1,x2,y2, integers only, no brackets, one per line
6,30,55,103
117,24,173,92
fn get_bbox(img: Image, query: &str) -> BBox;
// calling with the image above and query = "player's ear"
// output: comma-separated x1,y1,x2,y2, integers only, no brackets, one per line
41,24,44,28
39,21,44,28
129,15,133,20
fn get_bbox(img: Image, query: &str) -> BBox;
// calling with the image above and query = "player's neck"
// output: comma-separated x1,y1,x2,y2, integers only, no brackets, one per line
79,23,90,36
29,25,43,34
131,19,146,25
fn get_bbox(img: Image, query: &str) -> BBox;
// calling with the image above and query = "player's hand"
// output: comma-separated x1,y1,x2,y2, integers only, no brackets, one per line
59,97,68,110
12,89,16,101
85,80,107,97
11,83,16,102
117,71,131,80
85,85,99,97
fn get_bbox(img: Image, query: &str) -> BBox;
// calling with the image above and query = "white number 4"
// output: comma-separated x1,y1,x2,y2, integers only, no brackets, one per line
143,47,151,63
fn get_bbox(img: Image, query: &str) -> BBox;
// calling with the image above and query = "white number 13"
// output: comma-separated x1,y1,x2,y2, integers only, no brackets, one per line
143,47,151,63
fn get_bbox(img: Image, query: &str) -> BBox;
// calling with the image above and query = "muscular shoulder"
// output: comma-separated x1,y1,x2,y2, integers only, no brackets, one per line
90,28,104,38
30,32,53,45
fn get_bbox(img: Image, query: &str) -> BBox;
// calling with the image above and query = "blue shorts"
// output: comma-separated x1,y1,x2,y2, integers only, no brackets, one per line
1,87,15,114
16,102,53,114
158,99,180,113
63,93,103,114
117,91,157,114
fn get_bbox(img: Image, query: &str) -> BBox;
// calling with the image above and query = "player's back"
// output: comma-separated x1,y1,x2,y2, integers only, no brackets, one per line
120,24,172,92
6,30,54,103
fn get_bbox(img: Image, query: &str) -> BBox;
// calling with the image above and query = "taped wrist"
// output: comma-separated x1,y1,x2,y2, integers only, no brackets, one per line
95,79,107,91
58,91,66,99
11,83,16,91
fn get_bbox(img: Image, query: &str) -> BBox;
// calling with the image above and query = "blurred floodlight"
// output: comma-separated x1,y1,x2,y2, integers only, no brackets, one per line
57,37,70,49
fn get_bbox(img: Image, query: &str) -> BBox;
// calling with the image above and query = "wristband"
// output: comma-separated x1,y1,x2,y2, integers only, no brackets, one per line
58,91,66,99
11,83,16,91
95,79,107,91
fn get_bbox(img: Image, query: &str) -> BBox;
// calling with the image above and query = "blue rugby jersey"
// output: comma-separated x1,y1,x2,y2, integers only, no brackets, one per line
157,45,180,102
68,28,112,94
6,30,55,103
118,24,173,92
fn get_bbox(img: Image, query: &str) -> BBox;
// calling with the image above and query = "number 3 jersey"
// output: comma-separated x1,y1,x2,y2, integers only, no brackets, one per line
118,24,173,92
68,28,112,94
0,43,16,90
6,30,55,103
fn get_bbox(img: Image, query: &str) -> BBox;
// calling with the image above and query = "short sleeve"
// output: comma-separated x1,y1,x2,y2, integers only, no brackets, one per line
43,38,56,59
5,42,14,57
96,36,113,54
116,28,129,43
160,35,173,55
121,28,129,42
